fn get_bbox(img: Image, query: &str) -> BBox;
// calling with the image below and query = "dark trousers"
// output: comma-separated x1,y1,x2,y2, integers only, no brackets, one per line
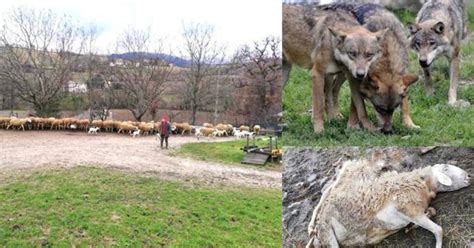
160,135,168,148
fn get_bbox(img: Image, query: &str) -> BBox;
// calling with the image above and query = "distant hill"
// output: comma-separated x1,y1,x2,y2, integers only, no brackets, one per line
108,52,192,67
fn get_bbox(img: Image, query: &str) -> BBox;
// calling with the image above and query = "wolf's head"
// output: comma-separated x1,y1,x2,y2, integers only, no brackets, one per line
409,21,449,68
360,72,419,134
330,27,387,79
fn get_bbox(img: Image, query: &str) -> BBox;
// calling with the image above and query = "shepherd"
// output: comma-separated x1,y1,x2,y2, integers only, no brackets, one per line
160,115,171,149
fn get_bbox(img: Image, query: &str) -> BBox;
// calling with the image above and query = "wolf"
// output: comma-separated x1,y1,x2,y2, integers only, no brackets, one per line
330,3,420,133
283,4,387,132
409,0,468,106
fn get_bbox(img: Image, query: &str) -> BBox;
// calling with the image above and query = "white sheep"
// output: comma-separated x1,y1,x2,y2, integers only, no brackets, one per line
88,127,100,135
132,129,140,138
306,161,471,248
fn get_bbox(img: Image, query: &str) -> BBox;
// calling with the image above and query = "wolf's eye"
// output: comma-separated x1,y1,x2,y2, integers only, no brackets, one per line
348,51,357,58
428,40,436,46
415,40,421,48
366,53,374,59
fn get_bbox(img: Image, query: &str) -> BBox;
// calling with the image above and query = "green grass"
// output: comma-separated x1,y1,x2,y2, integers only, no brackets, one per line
282,38,474,147
0,167,281,247
173,138,281,168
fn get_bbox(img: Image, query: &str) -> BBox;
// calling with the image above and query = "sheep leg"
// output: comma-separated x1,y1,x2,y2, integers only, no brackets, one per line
412,214,443,248
405,207,437,233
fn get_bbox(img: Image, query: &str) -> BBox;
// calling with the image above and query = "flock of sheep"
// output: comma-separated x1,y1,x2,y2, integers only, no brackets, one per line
0,116,261,139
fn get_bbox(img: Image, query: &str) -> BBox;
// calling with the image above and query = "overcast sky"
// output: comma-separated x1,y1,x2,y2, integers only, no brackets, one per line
0,0,282,55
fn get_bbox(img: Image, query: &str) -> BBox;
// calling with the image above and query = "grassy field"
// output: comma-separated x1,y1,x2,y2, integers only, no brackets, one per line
173,138,281,168
281,7,474,147
0,167,281,247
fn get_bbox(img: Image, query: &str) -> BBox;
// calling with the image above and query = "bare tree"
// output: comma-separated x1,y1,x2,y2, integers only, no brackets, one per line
105,28,173,122
0,7,83,117
234,36,282,125
180,23,225,125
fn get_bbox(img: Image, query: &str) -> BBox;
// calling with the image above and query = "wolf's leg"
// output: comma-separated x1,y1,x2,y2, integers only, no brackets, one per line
312,66,325,133
348,77,375,131
332,73,345,119
448,52,460,105
325,75,336,120
347,99,360,129
401,95,420,129
423,67,434,96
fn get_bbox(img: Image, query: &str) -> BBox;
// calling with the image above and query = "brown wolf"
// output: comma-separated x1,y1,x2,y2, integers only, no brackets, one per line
283,4,387,133
332,3,420,134
409,0,468,106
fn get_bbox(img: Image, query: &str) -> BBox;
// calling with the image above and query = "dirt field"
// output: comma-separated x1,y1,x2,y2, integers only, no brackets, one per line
0,130,281,188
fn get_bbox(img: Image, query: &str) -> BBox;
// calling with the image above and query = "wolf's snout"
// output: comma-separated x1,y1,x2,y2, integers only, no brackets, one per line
356,70,366,79
419,59,430,68
381,124,393,135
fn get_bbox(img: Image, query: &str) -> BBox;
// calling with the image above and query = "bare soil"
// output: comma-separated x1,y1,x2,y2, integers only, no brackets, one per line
0,130,281,189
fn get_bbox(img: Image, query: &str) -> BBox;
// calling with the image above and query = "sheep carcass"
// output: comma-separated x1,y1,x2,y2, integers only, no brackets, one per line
307,160,471,248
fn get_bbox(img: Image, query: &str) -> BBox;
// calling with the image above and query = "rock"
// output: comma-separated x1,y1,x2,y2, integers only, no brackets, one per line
282,147,473,247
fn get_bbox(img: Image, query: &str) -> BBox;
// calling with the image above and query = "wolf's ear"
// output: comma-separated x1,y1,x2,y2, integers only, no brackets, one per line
375,28,388,42
402,74,419,87
432,21,445,35
408,23,421,35
328,28,347,43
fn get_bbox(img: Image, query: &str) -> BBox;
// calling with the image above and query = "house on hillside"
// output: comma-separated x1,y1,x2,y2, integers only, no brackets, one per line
64,80,87,93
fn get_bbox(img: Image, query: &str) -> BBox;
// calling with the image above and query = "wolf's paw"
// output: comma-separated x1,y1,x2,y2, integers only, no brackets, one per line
313,122,324,133
404,121,420,129
449,99,470,108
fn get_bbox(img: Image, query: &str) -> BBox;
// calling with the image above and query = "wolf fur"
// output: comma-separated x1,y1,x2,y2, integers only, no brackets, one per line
409,0,468,106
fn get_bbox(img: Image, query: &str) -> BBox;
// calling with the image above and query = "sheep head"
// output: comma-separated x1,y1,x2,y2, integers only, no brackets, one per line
431,164,471,192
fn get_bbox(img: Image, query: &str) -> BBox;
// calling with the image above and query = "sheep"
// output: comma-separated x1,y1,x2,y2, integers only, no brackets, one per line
253,125,261,136
77,119,89,131
239,125,250,132
215,129,227,137
138,122,154,135
195,127,216,140
0,117,11,129
172,122,192,135
131,129,140,138
117,122,137,134
203,123,214,128
102,120,115,132
6,118,31,131
88,127,100,134
306,160,471,248
91,120,103,130
50,119,65,130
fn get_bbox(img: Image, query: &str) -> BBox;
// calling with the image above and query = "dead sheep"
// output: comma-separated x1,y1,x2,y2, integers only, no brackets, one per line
6,118,32,131
307,160,471,248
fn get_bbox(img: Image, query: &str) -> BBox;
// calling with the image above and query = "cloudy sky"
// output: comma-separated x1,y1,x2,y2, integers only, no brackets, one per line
0,0,282,55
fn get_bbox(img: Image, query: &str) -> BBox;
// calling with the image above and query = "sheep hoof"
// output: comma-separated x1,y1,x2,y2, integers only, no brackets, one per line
426,207,436,218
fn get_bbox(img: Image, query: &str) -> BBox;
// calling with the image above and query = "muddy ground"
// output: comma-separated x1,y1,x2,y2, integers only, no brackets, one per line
282,147,473,247
0,130,281,189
